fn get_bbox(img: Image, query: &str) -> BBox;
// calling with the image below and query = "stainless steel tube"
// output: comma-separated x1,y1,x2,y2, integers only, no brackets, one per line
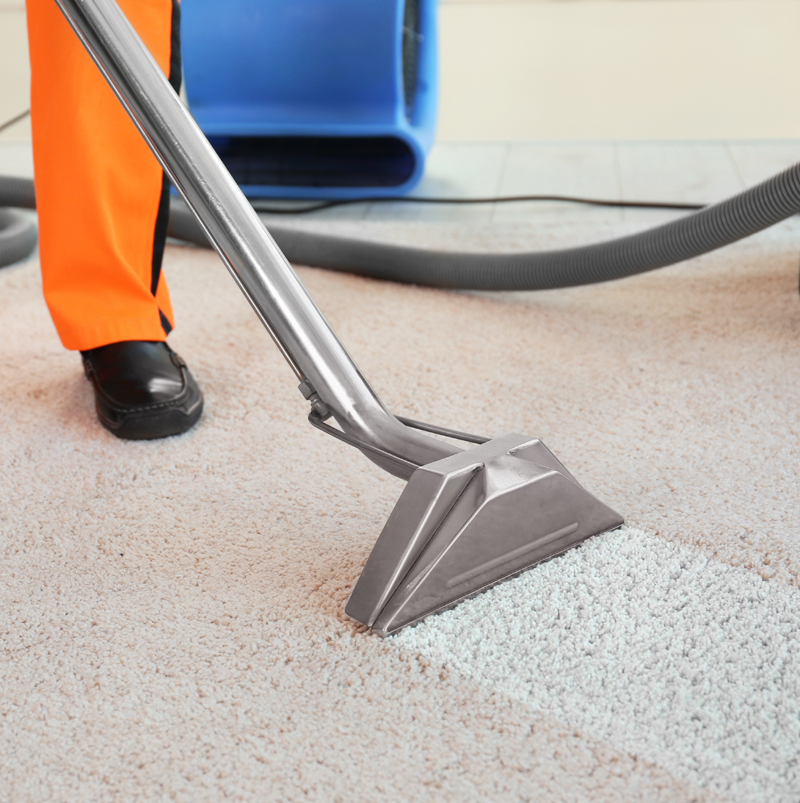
54,0,459,479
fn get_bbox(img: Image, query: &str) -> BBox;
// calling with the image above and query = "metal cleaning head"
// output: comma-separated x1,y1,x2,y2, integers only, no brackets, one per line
346,434,624,636
62,0,624,640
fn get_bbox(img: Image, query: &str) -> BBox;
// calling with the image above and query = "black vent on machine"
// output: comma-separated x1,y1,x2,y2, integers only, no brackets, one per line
208,135,416,188
402,0,421,116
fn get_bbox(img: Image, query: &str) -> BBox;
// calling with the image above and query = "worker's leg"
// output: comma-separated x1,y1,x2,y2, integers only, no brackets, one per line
27,0,203,441
26,0,179,351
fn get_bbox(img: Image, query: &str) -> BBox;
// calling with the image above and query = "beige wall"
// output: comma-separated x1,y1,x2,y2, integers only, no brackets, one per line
2,0,799,141
438,0,800,140
0,2,30,139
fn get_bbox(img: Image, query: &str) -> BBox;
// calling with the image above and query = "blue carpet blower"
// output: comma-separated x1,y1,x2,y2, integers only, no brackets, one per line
180,0,438,199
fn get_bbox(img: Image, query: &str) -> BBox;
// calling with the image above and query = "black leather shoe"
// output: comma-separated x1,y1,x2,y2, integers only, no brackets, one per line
80,341,203,440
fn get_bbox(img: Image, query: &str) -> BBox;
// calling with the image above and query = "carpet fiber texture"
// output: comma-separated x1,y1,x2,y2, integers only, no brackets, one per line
1,215,799,802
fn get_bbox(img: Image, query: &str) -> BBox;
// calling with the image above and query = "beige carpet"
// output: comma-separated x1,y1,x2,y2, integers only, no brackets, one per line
1,214,799,802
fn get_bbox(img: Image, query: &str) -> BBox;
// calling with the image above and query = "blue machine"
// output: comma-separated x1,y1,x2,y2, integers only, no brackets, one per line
181,0,438,199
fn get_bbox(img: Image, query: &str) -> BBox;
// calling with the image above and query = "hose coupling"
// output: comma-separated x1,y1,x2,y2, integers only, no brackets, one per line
298,378,331,420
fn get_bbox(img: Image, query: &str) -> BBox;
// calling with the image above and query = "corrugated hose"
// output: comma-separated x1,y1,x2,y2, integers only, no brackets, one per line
2,165,800,289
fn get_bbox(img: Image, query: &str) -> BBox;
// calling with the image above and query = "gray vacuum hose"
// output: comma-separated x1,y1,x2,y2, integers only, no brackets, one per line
2,165,800,289
0,177,38,270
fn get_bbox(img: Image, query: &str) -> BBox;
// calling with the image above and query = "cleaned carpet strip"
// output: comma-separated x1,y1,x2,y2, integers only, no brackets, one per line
396,527,800,803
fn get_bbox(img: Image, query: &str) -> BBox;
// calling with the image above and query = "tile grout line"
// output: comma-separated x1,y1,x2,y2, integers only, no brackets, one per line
490,141,511,224
723,140,748,192
613,140,625,224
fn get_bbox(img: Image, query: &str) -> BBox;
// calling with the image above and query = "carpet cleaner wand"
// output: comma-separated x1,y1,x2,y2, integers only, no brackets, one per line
52,0,623,635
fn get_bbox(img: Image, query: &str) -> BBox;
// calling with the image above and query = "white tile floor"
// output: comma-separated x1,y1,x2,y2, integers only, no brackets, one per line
2,138,800,227
0,139,33,178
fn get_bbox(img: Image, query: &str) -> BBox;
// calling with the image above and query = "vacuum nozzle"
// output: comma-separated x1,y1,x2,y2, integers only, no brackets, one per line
54,0,624,642
346,434,624,636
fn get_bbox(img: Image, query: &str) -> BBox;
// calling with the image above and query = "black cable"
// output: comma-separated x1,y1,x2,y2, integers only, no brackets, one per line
251,193,705,215
0,172,707,272
0,109,31,135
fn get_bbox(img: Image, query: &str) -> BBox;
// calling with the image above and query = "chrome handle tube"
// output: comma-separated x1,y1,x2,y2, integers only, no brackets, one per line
54,0,459,478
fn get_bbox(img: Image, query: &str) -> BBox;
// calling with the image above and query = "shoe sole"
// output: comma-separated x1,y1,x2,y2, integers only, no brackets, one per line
97,394,204,440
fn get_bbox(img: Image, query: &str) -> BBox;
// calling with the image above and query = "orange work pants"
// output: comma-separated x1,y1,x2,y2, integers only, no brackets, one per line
26,0,179,351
